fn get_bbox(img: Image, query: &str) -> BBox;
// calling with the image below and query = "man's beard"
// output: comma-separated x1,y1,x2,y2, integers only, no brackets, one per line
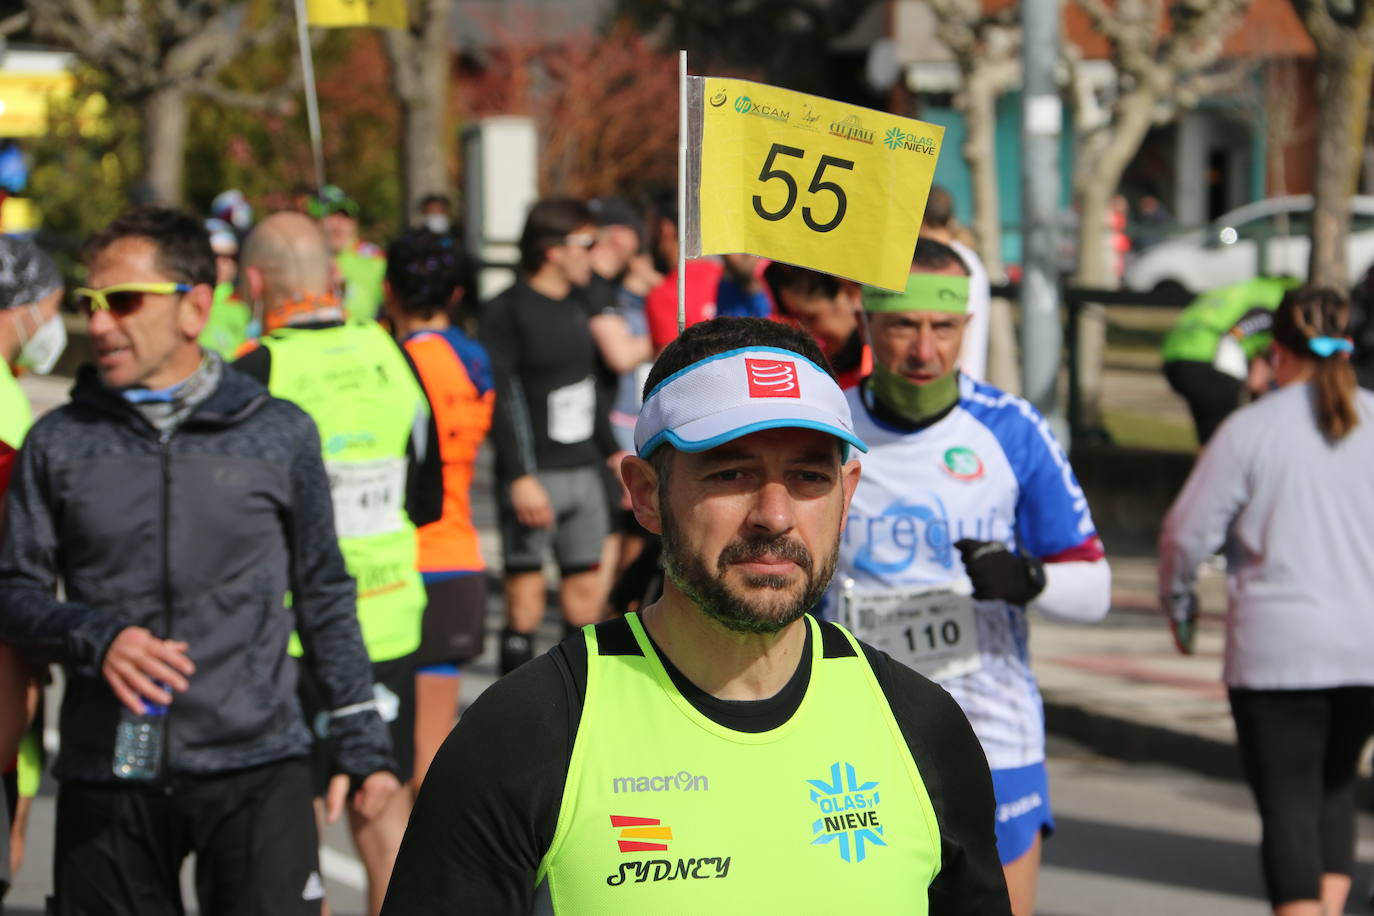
659,493,838,634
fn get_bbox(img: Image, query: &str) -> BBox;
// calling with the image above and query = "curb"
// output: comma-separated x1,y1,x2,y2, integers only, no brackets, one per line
1042,696,1242,782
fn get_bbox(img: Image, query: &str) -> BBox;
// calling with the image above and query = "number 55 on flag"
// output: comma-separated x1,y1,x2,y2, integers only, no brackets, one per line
684,77,945,292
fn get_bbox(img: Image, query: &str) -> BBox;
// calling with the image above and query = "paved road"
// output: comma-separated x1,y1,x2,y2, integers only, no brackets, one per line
1041,735,1374,915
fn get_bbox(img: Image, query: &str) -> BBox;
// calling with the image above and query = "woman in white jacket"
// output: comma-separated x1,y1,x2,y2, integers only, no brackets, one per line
1158,287,1374,916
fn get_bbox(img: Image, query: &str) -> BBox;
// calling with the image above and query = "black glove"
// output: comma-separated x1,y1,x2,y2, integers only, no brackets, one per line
954,539,1046,606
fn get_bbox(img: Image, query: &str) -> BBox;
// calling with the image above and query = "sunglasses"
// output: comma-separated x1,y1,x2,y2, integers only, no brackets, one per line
74,283,192,317
564,233,596,249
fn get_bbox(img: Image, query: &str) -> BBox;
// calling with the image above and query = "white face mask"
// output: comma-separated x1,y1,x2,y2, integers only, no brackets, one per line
423,213,451,235
16,304,66,375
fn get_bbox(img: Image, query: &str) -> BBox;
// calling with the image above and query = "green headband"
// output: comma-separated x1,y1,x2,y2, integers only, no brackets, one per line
864,273,970,315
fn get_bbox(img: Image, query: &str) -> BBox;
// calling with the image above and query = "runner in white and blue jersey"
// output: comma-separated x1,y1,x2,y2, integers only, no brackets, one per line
828,238,1111,916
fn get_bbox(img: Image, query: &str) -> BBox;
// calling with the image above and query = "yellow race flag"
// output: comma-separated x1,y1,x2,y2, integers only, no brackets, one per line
685,77,945,292
306,0,407,30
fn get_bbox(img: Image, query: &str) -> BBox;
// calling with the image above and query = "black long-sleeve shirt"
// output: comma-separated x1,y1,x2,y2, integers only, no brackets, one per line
382,616,1011,915
480,280,617,482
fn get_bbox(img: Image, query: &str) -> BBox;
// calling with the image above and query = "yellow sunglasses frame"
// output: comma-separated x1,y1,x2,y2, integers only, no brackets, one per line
74,282,193,313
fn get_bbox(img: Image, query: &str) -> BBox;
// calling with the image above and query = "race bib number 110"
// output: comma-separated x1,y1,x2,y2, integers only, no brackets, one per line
840,580,981,683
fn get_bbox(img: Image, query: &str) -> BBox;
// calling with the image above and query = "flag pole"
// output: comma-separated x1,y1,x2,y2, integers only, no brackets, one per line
677,50,687,333
293,0,327,192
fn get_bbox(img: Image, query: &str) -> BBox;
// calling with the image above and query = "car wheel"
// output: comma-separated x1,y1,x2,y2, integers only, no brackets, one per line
1152,280,1192,304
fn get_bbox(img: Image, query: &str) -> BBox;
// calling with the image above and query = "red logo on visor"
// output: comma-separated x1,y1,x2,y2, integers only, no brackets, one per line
745,359,801,398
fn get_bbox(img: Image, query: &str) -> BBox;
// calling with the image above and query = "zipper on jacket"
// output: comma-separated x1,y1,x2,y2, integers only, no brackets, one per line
159,430,174,784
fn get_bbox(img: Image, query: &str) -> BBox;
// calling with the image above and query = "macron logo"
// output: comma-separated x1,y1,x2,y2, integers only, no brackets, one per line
745,358,801,398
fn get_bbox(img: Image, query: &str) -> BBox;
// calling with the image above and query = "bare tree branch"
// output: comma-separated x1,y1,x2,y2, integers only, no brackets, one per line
0,11,30,36
188,79,299,113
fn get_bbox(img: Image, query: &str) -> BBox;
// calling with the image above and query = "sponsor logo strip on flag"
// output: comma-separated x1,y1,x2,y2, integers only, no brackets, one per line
684,76,945,292
306,0,407,29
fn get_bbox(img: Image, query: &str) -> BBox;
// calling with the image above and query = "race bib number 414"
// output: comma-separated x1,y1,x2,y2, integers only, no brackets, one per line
327,457,406,539
840,580,981,683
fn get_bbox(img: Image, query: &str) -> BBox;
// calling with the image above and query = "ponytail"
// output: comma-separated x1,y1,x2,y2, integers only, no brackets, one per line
1272,287,1359,442
1312,353,1359,441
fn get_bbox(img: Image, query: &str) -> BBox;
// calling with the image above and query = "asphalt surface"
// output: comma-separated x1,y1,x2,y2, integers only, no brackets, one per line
1041,735,1374,915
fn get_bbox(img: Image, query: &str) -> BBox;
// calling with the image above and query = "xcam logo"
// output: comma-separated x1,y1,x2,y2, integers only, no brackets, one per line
808,762,886,863
613,771,710,794
744,358,801,398
733,95,790,121
611,815,672,852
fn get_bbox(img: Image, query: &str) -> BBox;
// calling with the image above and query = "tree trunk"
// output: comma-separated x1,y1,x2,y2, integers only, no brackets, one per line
139,86,188,206
1308,36,1373,288
1071,86,1156,432
957,61,1018,388
398,77,449,221
385,0,453,225
963,72,1005,280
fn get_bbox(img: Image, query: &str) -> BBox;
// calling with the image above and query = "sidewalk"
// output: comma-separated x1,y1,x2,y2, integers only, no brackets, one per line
1033,553,1244,780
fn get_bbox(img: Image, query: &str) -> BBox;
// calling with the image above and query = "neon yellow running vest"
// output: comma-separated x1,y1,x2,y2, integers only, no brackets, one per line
0,360,30,448
261,321,427,661
198,283,253,360
537,613,942,913
336,245,386,323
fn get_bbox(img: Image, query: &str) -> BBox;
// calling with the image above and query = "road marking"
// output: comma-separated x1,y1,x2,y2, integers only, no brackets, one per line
320,845,368,890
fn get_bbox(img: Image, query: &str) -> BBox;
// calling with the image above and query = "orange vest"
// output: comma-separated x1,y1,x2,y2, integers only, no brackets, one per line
404,331,494,574
835,345,873,391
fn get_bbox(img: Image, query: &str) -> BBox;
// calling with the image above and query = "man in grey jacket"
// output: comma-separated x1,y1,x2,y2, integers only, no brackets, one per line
0,206,397,914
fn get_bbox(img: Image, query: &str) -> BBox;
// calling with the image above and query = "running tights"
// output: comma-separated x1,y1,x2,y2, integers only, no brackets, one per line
1228,686,1374,906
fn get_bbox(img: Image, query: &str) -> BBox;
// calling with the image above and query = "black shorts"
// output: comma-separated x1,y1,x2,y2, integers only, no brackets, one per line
299,652,417,791
52,759,321,916
416,574,488,668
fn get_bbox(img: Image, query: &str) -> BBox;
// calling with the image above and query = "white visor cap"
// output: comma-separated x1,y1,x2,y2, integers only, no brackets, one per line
634,347,868,459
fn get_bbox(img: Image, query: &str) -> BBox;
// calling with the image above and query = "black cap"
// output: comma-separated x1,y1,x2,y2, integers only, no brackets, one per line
588,196,643,232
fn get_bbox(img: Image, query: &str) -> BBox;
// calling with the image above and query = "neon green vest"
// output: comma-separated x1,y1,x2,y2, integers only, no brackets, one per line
262,321,428,661
198,283,253,360
0,360,31,448
1161,276,1298,364
336,245,387,323
537,613,942,913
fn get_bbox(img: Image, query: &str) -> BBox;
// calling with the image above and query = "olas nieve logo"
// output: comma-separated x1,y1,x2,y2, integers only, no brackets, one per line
808,762,886,863
882,127,939,155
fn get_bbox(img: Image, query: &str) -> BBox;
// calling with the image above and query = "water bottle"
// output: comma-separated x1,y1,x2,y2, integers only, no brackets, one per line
112,692,167,780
